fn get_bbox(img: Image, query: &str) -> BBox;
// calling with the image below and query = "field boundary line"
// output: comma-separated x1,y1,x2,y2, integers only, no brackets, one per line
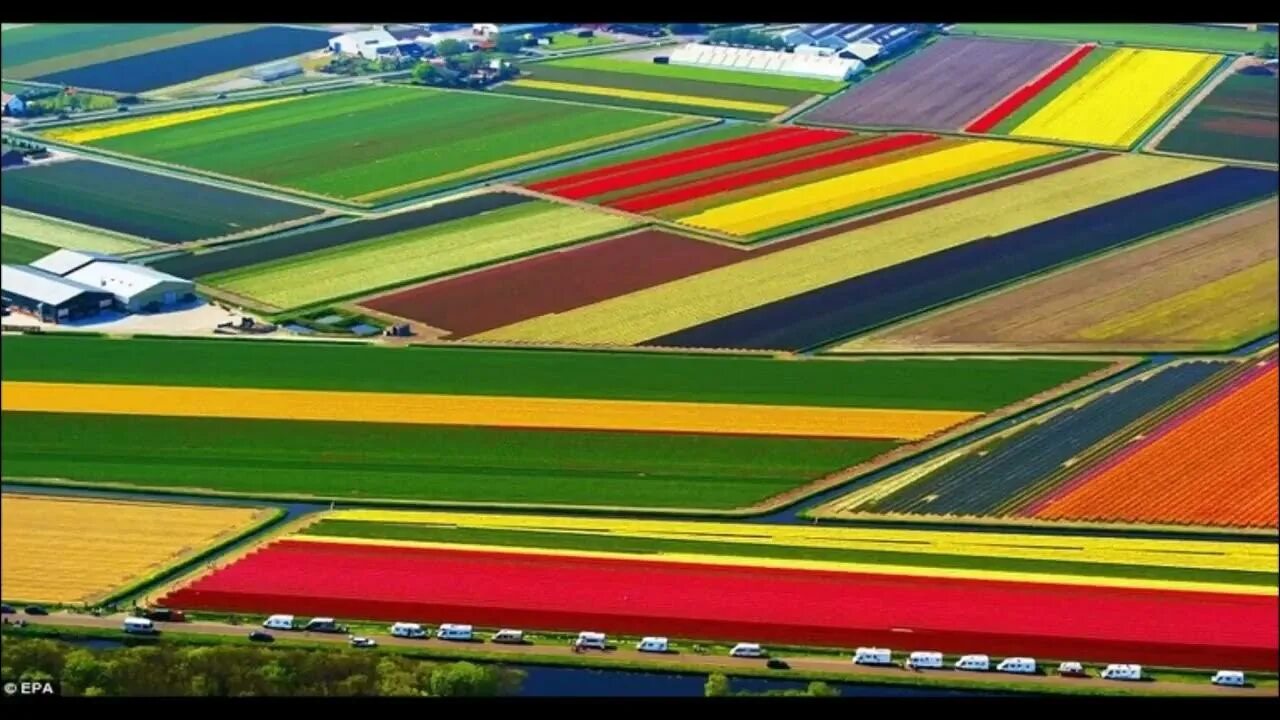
1132,53,1237,152
1142,55,1255,152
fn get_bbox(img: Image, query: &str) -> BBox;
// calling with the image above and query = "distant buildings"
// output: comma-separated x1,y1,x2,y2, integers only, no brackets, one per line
780,23,928,63
670,43,864,81
3,250,196,323
328,29,419,60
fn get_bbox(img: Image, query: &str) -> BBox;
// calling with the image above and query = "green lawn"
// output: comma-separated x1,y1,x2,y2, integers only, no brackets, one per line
0,334,1110,411
303,520,1277,587
77,86,693,203
0,233,55,264
954,23,1274,54
0,412,893,510
544,32,618,50
206,202,633,310
547,56,848,94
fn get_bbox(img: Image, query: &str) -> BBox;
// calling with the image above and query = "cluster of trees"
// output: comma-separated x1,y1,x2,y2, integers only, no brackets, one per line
704,672,841,697
321,54,416,76
2,636,524,697
706,28,786,50
434,34,524,57
411,54,518,89
1258,41,1278,59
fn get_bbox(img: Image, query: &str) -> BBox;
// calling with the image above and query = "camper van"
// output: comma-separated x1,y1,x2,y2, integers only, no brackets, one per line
262,614,296,631
906,651,944,670
390,622,428,639
730,643,765,658
997,657,1037,674
954,654,990,672
1057,661,1087,677
491,629,525,644
1211,670,1245,687
303,617,347,633
436,624,473,641
122,616,157,635
853,647,894,666
1100,664,1142,681
636,637,669,653
576,631,607,650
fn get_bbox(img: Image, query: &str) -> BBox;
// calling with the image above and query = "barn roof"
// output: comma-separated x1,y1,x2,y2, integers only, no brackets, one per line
1,264,108,306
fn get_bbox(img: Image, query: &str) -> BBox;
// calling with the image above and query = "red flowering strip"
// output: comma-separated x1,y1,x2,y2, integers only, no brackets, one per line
539,128,849,201
162,539,1278,670
527,127,804,194
609,133,939,213
965,45,1097,134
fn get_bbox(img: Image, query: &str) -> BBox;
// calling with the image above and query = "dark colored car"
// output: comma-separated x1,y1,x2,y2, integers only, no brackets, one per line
0,604,15,614
144,608,186,623
248,631,275,643
24,605,49,616
766,659,790,670
116,105,130,112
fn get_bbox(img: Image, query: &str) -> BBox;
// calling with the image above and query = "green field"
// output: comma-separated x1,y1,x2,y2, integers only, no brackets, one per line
1158,72,1279,163
547,56,849,94
205,201,634,310
2,24,252,80
544,32,618,50
302,519,1276,587
0,335,1110,411
0,412,893,509
76,86,695,203
954,23,1275,54
0,207,151,254
519,122,766,184
0,233,55,264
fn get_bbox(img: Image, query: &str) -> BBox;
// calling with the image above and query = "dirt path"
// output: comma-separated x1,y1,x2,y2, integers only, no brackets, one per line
1143,55,1256,152
14,613,1273,697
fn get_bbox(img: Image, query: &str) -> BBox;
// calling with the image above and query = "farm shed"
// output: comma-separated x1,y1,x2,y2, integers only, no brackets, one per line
29,249,118,277
1,264,114,324
329,29,400,60
670,43,864,81
2,92,26,116
62,261,196,313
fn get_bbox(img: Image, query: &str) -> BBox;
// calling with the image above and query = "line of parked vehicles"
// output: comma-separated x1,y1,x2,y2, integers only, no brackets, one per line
89,606,1252,689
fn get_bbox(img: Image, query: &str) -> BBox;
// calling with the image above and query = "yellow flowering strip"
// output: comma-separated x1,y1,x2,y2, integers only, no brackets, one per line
475,154,1217,345
42,96,301,144
0,381,978,440
507,78,790,115
1012,48,1220,148
1,494,270,604
678,139,1063,236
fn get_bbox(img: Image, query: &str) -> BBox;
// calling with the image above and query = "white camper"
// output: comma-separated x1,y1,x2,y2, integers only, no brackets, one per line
1211,670,1245,687
122,616,156,634
436,623,473,641
906,651,944,670
1057,661,1087,677
390,622,428,639
1100,664,1142,681
997,657,1037,674
853,647,894,666
576,631,607,650
730,642,765,658
636,637,669,653
262,614,295,630
491,629,525,644
954,654,990,671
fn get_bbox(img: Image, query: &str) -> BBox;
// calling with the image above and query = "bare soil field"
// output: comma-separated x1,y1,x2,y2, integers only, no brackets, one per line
839,201,1279,353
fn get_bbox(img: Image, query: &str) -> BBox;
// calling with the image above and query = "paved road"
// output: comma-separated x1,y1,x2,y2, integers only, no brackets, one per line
9,613,1273,697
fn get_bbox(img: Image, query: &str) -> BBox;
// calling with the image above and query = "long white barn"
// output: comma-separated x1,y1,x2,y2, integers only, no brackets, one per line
668,43,863,81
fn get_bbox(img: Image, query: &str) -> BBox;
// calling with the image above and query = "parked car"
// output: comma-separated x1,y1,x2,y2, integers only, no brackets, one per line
143,608,186,623
0,604,15,614
23,605,48,616
248,631,275,643
116,105,130,112
766,659,790,670
1058,661,1088,677
349,636,377,648
491,629,525,644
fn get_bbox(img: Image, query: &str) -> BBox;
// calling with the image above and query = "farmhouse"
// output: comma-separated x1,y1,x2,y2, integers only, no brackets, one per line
1,264,114,323
669,43,864,81
29,250,196,313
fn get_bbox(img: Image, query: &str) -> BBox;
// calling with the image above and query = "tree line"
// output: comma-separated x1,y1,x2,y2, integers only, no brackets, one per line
2,635,525,697
704,672,841,697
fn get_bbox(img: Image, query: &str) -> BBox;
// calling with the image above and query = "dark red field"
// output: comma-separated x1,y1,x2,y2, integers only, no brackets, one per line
360,229,744,337
161,540,1279,671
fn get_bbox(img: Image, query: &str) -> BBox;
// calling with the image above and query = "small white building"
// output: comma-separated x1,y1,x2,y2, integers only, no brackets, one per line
669,43,863,81
329,29,401,60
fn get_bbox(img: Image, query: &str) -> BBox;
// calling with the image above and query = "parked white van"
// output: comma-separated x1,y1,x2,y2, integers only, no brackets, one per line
1100,664,1142,681
390,622,428,639
906,651,944,670
491,629,525,644
1211,670,1246,687
730,643,765,658
1057,661,1087,677
853,647,894,666
263,614,295,631
122,616,157,635
997,657,1037,674
636,637,669,653
576,631,607,650
954,654,990,671
436,623,473,641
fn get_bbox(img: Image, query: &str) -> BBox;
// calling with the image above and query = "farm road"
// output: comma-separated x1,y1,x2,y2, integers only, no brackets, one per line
13,613,1273,697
